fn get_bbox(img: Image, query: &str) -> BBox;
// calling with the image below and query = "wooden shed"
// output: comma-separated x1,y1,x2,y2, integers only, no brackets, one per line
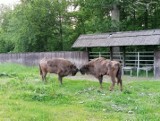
72,29,160,78
73,29,160,48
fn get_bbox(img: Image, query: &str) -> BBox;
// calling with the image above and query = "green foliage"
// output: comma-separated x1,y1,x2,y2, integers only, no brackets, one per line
0,0,160,52
120,0,160,30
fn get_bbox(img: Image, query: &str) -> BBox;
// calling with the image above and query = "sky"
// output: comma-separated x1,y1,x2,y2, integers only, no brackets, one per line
0,0,20,5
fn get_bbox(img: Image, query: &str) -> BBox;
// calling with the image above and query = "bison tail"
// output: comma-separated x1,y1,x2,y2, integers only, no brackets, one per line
116,64,122,84
116,64,123,91
39,64,42,76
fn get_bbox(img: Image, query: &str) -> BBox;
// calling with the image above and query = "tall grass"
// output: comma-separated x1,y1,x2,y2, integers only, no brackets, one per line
0,63,160,121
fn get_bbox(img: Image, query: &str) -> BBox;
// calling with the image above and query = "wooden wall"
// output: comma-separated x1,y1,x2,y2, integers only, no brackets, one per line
154,50,160,78
0,51,88,68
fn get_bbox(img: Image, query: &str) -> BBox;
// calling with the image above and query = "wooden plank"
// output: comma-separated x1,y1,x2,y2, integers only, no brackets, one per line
0,51,89,67
110,47,113,60
154,51,160,78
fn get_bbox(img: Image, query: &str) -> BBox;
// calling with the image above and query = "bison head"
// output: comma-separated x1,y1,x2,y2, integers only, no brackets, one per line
79,65,88,75
70,64,79,76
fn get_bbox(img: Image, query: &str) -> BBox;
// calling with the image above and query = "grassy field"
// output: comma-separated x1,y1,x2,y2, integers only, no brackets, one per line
0,63,160,121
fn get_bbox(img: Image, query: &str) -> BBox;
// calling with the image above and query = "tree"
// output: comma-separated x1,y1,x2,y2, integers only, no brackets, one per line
1,0,160,53
0,4,14,53
3,0,76,52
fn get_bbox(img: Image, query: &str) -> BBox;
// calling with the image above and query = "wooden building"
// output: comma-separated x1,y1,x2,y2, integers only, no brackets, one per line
72,29,160,78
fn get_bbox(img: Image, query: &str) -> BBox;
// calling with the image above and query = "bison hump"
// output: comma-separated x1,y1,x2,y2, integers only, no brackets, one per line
47,60,57,67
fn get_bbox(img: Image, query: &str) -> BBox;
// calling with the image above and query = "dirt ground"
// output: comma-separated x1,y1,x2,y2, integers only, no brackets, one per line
67,72,159,83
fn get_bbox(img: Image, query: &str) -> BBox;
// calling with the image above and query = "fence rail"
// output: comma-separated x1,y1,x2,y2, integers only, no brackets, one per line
89,51,154,67
0,51,89,68
89,51,154,77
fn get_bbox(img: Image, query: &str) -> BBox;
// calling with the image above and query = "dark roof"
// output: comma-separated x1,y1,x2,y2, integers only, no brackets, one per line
72,29,160,48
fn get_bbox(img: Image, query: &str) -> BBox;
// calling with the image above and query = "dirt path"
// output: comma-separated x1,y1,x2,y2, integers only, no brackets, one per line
67,72,158,83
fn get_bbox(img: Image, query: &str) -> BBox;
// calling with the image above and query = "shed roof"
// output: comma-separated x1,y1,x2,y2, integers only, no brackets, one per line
72,29,160,48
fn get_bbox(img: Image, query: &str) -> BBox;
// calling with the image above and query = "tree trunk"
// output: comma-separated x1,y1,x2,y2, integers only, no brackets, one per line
111,4,120,56
59,12,63,50
111,4,120,22
144,9,148,29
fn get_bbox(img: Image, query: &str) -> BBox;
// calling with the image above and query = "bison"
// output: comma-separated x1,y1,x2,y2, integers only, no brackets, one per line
39,58,78,84
79,57,122,91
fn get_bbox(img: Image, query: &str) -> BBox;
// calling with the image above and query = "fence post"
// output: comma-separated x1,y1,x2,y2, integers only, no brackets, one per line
154,50,160,78
137,52,140,77
122,47,126,67
110,47,113,60
99,52,101,57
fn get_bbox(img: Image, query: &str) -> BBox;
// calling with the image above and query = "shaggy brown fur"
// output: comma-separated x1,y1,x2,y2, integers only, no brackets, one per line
80,57,122,91
39,58,78,84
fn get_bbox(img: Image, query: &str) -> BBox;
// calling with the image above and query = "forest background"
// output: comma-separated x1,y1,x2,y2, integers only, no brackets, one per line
0,0,160,53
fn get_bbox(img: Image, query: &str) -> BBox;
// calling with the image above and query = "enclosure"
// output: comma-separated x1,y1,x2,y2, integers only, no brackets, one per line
73,29,160,78
0,63,160,121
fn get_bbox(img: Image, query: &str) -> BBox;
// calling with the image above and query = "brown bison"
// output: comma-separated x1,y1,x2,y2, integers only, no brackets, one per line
39,58,78,84
79,57,122,91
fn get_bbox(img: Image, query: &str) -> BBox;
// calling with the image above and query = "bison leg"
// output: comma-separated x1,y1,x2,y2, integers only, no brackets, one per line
98,75,103,89
39,65,47,82
117,78,123,91
116,72,122,91
40,69,47,82
110,75,116,91
58,75,63,85
42,72,47,82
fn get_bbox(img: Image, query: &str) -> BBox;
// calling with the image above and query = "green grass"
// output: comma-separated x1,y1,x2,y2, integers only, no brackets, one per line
0,63,160,121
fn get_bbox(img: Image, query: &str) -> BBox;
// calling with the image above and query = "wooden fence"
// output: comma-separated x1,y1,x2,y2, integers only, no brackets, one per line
0,51,89,68
89,51,154,77
89,51,154,67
